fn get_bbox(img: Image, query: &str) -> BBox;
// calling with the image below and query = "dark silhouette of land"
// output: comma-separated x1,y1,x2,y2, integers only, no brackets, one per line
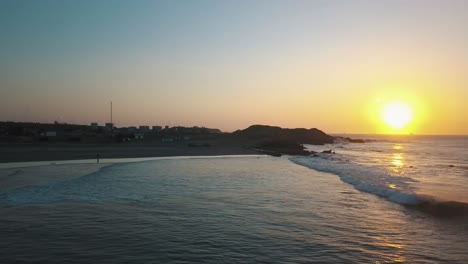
0,122,338,163
232,124,334,145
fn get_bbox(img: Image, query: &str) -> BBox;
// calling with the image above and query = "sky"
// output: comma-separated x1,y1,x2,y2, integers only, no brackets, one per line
0,0,467,134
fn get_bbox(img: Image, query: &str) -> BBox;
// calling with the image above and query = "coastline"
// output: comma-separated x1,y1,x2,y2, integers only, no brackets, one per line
0,141,260,164
0,138,264,190
0,154,266,191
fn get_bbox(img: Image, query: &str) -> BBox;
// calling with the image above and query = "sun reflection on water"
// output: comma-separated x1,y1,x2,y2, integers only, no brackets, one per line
393,145,403,150
373,237,406,263
389,145,405,174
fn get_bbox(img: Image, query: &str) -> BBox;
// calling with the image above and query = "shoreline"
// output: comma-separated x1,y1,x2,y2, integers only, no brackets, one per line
0,141,261,164
0,154,267,191
0,154,267,169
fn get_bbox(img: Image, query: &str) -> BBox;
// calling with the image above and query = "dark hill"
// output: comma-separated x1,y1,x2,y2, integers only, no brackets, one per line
232,125,334,145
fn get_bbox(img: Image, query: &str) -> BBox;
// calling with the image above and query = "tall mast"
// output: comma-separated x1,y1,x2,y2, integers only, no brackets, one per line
110,101,113,130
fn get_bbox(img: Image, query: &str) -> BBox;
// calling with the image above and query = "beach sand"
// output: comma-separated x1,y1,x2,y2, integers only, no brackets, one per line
0,140,260,190
0,140,258,163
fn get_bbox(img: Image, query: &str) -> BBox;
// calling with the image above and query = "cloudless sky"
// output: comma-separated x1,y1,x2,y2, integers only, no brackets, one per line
1,0,467,134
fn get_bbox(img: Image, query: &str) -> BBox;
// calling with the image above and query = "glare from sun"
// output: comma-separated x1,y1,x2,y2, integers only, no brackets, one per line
382,102,413,129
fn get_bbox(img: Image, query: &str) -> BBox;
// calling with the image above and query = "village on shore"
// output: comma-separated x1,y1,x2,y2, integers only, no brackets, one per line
0,121,365,163
0,121,222,144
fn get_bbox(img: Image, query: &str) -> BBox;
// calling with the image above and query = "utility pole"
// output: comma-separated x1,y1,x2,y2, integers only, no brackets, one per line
110,101,114,129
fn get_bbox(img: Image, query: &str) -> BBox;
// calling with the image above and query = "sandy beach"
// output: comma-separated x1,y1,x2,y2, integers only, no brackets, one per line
0,140,259,163
0,139,258,191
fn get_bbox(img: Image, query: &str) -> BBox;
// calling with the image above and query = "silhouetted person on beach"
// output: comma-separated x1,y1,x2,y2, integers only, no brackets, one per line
97,154,100,164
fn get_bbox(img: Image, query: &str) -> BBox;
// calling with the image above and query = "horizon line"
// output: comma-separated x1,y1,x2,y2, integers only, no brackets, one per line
1,120,467,137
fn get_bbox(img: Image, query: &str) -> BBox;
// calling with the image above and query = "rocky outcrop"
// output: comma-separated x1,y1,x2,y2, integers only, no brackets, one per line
233,125,334,145
335,136,377,143
230,125,335,156
339,137,365,143
255,140,311,156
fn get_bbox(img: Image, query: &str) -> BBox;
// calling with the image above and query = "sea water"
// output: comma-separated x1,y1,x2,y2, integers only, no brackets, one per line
0,152,467,263
299,135,468,206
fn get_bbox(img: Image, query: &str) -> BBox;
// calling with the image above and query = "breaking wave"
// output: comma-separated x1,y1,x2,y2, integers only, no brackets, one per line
290,156,468,217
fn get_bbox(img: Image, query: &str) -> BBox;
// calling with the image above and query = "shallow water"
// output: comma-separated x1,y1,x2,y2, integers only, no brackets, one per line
0,156,467,263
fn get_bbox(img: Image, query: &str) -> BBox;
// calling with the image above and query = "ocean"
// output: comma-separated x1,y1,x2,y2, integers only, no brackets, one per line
300,135,468,205
0,136,467,263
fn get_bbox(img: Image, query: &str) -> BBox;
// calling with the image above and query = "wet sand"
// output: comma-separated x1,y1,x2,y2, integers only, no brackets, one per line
0,140,258,163
0,139,261,190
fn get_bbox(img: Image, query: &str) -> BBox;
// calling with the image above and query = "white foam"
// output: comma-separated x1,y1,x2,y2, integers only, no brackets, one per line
290,156,424,205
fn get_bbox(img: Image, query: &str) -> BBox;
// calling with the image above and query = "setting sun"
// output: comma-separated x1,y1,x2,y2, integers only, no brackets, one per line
382,102,413,130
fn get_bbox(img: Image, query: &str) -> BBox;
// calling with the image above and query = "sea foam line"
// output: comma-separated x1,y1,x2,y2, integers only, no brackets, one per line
290,156,423,205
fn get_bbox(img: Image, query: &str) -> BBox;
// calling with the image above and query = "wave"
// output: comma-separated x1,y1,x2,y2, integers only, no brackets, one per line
415,200,468,217
0,163,133,206
290,156,422,204
290,156,468,217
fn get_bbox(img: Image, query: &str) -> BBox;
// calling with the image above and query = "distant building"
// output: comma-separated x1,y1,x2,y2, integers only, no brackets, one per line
139,126,150,133
134,133,144,140
90,122,99,130
128,127,137,133
105,123,114,130
152,126,162,132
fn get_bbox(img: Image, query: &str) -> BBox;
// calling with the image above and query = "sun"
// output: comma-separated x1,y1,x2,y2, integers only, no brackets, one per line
382,102,413,129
